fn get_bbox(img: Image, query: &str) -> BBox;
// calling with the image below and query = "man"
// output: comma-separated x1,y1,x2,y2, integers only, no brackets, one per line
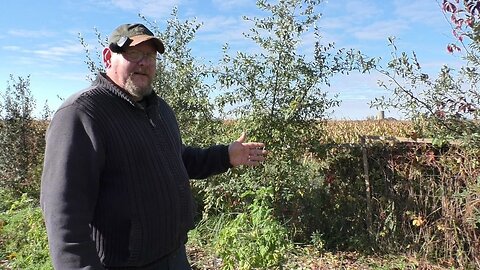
40,23,267,269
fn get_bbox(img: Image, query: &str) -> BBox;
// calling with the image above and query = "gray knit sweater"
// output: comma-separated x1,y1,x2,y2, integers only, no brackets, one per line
40,73,231,269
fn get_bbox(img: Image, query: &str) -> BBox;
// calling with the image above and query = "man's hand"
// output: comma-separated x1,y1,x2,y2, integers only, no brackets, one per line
228,132,267,167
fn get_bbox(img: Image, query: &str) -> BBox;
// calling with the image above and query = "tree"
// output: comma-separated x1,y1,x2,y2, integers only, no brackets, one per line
202,0,372,241
216,0,370,160
143,10,221,146
442,0,480,56
0,75,46,197
442,0,480,124
78,28,107,82
370,1,480,143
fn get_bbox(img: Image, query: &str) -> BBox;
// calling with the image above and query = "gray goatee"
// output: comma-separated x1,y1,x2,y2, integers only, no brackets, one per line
124,75,153,101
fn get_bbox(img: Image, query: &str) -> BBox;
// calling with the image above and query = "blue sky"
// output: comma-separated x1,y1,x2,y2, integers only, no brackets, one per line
0,0,464,119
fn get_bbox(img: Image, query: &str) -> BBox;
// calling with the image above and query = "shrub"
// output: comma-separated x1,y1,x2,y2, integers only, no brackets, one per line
0,75,49,198
213,187,291,270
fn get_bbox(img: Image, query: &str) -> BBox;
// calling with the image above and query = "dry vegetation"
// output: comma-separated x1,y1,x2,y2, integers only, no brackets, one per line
186,245,453,270
322,120,414,144
183,120,473,270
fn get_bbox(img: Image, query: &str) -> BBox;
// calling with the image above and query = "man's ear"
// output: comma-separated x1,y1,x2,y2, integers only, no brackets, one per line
102,47,112,68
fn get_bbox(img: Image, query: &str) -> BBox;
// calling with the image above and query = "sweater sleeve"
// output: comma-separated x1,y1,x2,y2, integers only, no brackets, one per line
40,104,105,269
182,144,232,179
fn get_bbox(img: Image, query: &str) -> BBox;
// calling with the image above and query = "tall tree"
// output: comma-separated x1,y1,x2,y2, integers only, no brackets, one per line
216,0,368,157
202,0,370,239
0,75,45,197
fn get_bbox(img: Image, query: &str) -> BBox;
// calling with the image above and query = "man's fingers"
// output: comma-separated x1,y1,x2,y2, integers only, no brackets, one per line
249,147,267,156
244,142,265,149
237,132,246,143
247,147,267,167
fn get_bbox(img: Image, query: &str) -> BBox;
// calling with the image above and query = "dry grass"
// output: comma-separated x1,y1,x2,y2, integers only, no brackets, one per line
322,120,414,144
187,244,454,270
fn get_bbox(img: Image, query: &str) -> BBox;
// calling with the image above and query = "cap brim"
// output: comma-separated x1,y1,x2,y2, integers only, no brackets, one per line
130,35,165,54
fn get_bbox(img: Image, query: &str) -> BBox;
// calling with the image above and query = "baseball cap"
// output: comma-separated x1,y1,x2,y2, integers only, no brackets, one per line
108,23,165,54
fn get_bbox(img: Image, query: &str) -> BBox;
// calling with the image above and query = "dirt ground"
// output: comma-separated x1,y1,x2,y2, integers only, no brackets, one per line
186,245,454,270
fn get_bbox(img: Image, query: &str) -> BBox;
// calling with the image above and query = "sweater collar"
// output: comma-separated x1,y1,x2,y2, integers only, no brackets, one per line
94,72,158,109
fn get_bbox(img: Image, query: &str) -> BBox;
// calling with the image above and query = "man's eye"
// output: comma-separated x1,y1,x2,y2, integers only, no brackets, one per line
122,50,157,62
127,51,141,58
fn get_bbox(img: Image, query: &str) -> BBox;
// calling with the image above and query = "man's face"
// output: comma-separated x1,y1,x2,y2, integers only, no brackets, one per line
104,41,157,101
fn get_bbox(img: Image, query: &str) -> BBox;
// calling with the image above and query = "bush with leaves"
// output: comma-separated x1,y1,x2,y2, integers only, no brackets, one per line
214,187,291,270
0,75,49,198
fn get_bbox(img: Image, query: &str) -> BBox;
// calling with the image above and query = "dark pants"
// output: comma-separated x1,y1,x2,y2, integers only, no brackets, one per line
165,245,191,270
107,245,191,270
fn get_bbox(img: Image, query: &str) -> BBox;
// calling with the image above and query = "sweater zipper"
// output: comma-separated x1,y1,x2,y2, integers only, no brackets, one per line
141,108,156,128
138,102,156,128
147,114,156,128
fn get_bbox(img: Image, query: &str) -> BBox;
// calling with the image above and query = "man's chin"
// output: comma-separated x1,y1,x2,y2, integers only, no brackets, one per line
125,80,153,99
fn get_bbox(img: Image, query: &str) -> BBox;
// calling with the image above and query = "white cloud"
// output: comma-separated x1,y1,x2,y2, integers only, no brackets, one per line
329,72,385,100
326,71,405,119
110,0,180,18
352,20,408,41
7,29,56,38
319,0,391,45
2,45,22,51
198,15,241,33
320,16,348,31
5,41,86,68
196,15,250,45
210,0,251,11
343,0,383,21
34,44,84,60
394,0,445,26
38,71,88,83
318,0,436,49
321,0,382,24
